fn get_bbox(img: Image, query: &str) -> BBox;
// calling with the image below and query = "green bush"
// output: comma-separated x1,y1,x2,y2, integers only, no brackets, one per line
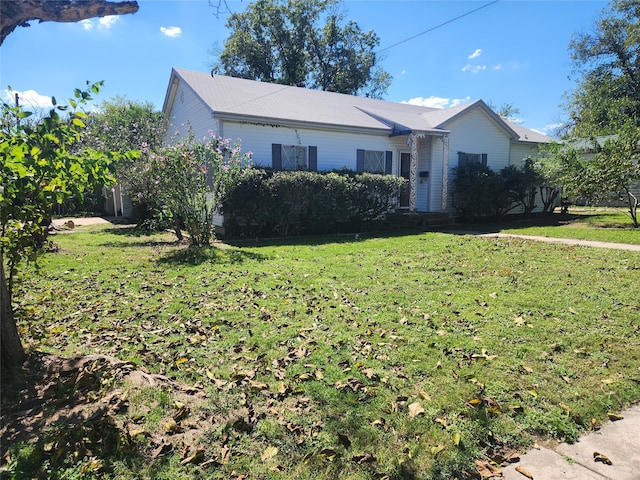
221,169,404,237
451,162,542,221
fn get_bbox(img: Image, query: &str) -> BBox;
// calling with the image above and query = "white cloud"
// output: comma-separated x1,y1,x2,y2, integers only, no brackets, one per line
403,96,471,109
492,64,503,71
468,49,482,59
461,64,487,74
98,16,119,28
80,15,118,31
160,26,182,38
3,88,53,109
540,122,564,137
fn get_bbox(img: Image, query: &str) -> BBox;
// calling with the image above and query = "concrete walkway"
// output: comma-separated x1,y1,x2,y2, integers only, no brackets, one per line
477,232,640,251
502,405,640,480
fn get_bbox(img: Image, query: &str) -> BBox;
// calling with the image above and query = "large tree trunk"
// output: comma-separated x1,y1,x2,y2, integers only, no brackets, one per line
0,254,26,370
1,0,139,45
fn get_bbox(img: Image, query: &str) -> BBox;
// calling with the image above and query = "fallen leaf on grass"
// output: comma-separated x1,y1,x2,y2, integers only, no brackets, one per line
152,442,173,459
607,412,624,421
593,452,613,465
180,448,204,465
319,448,338,460
475,459,501,479
408,402,424,418
430,445,445,455
261,445,279,462
220,446,231,464
351,453,377,464
163,418,179,433
515,465,534,479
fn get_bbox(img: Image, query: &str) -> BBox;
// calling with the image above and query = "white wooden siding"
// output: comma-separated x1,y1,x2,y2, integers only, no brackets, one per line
446,108,512,173
165,83,217,142
428,136,446,213
510,143,541,167
222,121,398,171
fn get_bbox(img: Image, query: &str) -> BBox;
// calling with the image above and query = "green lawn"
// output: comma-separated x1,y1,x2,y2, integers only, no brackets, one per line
499,207,640,245
5,222,640,479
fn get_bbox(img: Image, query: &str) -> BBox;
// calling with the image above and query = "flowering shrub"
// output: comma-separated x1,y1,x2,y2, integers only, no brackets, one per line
149,129,252,246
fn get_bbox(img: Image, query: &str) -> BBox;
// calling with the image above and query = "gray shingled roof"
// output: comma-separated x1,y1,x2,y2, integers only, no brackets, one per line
166,68,548,143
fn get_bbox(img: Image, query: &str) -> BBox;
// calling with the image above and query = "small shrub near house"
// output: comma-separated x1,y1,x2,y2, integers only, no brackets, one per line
451,161,542,221
222,169,405,237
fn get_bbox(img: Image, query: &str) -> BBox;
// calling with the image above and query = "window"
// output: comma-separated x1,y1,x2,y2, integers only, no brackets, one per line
364,150,385,173
357,149,393,174
282,145,308,170
272,144,317,171
458,152,488,167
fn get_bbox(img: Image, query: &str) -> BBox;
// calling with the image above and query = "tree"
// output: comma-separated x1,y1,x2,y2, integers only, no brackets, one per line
79,98,166,224
1,0,139,45
532,144,567,213
564,0,640,137
212,0,391,98
0,83,135,368
487,101,521,124
585,125,640,227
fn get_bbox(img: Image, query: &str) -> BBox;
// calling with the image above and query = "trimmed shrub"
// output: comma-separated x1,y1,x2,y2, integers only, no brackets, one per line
221,169,404,237
451,162,543,221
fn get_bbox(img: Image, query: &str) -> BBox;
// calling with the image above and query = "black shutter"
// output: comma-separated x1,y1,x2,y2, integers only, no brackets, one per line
458,152,467,168
356,149,364,172
308,146,317,171
272,144,282,170
481,153,488,166
385,151,393,174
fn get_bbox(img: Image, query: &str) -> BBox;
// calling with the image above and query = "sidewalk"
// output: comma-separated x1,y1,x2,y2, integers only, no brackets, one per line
477,232,640,251
502,405,640,480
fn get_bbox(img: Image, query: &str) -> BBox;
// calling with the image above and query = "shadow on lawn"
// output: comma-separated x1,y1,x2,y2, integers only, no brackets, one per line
157,245,268,266
440,212,587,235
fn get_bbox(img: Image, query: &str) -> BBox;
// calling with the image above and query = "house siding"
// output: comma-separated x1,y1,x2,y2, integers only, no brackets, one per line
445,108,512,174
222,121,398,171
165,83,218,142
510,142,540,168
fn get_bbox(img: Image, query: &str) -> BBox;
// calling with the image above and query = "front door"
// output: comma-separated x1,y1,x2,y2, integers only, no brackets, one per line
400,152,411,208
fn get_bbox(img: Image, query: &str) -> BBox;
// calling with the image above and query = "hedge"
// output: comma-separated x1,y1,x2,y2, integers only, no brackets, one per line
221,169,405,237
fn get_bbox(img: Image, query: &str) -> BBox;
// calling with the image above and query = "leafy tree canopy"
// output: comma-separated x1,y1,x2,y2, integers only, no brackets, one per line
564,0,640,137
0,82,139,367
211,0,391,98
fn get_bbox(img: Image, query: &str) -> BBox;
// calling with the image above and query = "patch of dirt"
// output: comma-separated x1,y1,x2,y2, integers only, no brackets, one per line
0,351,211,473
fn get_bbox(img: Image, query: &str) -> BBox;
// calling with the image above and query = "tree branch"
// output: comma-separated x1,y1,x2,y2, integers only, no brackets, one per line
1,0,139,45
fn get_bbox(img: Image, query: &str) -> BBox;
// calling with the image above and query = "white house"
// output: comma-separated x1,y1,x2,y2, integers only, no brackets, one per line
162,67,550,216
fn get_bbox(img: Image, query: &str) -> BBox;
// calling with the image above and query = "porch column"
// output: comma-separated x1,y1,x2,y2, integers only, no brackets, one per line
439,134,450,211
409,132,426,212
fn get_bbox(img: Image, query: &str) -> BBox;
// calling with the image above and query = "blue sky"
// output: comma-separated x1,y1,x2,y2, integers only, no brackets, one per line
1,0,607,137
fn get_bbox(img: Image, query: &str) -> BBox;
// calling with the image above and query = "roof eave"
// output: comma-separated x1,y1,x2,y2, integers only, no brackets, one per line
214,112,393,135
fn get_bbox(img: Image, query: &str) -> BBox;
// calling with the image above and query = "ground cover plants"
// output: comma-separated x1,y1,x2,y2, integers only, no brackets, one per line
2,223,639,479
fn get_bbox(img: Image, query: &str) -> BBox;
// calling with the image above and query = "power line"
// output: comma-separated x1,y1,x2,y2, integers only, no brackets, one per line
375,0,500,54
